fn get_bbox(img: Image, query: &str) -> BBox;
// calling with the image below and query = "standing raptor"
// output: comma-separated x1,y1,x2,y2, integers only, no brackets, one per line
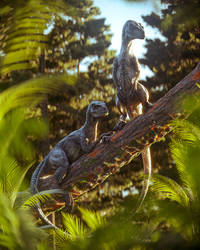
112,20,153,211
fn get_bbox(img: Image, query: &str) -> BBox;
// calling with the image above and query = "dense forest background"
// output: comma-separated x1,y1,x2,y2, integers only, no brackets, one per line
0,0,200,249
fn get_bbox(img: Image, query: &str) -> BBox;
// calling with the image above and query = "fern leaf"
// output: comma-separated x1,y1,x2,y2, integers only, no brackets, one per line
22,189,64,208
151,174,190,207
0,0,78,75
0,74,76,119
62,213,87,239
79,207,106,231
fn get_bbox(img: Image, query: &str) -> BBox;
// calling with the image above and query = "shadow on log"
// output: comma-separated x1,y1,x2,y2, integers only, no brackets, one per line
39,61,200,211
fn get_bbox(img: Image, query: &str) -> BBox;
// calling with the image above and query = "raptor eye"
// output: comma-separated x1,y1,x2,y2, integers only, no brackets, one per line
92,104,99,109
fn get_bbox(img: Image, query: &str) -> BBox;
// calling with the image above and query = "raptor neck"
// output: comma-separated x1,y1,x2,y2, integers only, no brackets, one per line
83,114,99,141
120,39,134,56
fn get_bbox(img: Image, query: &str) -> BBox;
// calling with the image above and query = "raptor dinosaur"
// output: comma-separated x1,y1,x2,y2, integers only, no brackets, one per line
30,101,110,228
112,20,153,211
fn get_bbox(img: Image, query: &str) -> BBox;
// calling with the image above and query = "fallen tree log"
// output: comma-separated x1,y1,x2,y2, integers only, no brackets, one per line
38,61,200,210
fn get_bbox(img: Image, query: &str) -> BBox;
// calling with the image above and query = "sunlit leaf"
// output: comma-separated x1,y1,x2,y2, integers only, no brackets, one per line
0,193,46,250
0,0,77,74
151,174,190,207
62,212,87,239
0,74,76,119
79,207,106,231
22,189,64,208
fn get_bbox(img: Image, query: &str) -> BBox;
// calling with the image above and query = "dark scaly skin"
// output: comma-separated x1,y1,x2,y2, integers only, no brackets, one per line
30,101,109,228
112,20,152,211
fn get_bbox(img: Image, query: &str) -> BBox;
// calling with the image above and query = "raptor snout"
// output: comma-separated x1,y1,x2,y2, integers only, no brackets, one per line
104,106,109,116
101,103,109,116
89,101,109,118
136,27,145,40
140,30,145,39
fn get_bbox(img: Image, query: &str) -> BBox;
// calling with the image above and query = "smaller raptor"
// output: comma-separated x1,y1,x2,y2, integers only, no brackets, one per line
30,101,109,228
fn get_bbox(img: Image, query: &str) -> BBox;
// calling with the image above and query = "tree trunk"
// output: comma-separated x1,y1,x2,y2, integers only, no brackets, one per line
39,61,200,211
39,52,50,154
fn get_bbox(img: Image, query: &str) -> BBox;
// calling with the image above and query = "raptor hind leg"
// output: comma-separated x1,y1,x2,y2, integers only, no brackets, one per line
137,83,153,113
127,104,142,120
52,169,74,212
63,192,74,213
113,95,127,131
48,148,74,212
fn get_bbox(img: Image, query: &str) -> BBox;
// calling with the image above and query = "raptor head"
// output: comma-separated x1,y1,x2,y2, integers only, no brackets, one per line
122,20,145,42
88,101,109,119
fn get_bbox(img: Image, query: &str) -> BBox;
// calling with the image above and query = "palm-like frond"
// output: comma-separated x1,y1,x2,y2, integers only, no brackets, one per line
0,0,77,75
0,74,76,119
0,75,75,205
171,119,200,142
0,156,32,206
170,115,200,195
151,174,190,207
22,189,64,208
62,213,87,240
0,193,47,250
170,139,192,189
79,207,106,231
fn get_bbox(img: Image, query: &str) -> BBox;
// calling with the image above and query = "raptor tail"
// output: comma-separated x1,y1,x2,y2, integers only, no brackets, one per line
135,147,151,212
30,158,58,229
35,203,58,229
30,157,47,194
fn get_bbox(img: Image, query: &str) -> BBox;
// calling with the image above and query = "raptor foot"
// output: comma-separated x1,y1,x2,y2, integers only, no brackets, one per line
113,120,126,131
63,192,74,213
99,131,114,144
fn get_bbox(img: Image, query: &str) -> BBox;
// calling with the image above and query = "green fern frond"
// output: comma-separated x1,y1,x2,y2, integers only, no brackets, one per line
79,207,106,231
6,160,33,206
151,174,190,207
0,157,33,203
0,0,78,75
0,193,46,249
0,74,76,119
170,139,192,189
62,213,87,240
170,118,200,192
22,189,64,208
171,119,200,142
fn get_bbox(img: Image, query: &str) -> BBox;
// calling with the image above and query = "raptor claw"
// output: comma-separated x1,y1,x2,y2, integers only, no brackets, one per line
113,120,126,131
64,193,74,213
100,135,111,144
99,131,113,144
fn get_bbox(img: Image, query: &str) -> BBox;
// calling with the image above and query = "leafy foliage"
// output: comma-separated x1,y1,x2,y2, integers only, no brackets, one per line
149,94,200,243
79,207,106,231
0,0,77,75
0,71,76,249
151,174,190,207
62,213,87,240
0,193,47,250
22,189,64,209
0,0,200,249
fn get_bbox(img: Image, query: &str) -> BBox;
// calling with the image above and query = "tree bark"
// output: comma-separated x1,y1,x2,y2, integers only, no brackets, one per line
39,52,50,154
39,61,200,210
